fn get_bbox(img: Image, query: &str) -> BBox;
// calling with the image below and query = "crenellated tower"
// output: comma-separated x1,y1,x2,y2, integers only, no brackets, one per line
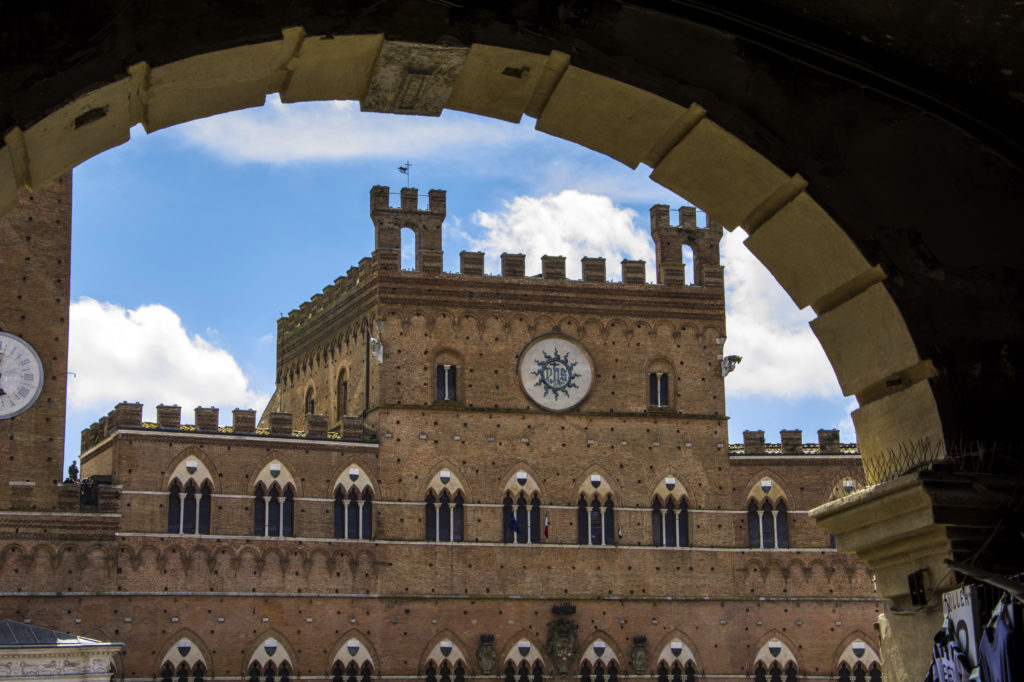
370,185,445,272
650,205,724,287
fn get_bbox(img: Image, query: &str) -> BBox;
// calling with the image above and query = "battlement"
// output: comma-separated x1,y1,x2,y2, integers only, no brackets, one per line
729,429,859,456
274,187,726,348
80,401,369,454
650,204,724,287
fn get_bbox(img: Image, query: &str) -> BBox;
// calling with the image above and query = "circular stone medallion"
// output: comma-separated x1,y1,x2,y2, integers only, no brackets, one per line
518,335,594,412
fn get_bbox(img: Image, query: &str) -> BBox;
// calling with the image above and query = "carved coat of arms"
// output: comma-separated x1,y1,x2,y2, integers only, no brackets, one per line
477,639,496,674
546,617,579,674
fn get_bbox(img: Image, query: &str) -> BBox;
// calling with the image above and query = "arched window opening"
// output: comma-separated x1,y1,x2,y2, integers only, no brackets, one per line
192,663,205,682
530,494,542,542
425,662,437,682
334,488,346,538
608,661,618,682
333,662,344,682
425,492,437,541
267,487,281,537
590,499,602,545
649,371,669,407
681,244,695,285
747,500,760,548
346,662,358,682
337,371,348,421
754,663,767,682
580,662,592,682
361,662,372,682
254,485,266,536
664,498,677,547
362,489,373,539
652,498,663,546
347,489,360,538
453,492,464,542
761,500,775,549
868,664,881,682
439,661,452,682
769,662,782,682
401,226,416,271
516,494,528,543
532,661,543,682
439,491,452,541
837,663,850,682
168,482,181,533
161,663,173,682
604,498,616,546
182,482,197,534
577,496,588,545
678,498,689,547
657,663,668,682
279,662,291,682
198,482,211,534
505,662,516,682
749,497,789,549
282,487,294,537
853,664,866,682
454,662,465,682
685,662,696,682
177,663,188,682
436,364,457,401
503,493,515,543
304,387,315,416
785,662,797,682
776,499,790,548
248,663,260,682
594,662,605,682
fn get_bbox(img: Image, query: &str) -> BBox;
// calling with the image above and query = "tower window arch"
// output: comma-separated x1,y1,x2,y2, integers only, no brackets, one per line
167,456,213,535
336,369,349,421
746,478,790,549
333,466,374,540
304,387,315,416
577,474,615,546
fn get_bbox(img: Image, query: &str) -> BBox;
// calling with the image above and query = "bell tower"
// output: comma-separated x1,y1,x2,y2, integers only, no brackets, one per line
0,173,72,510
370,185,445,272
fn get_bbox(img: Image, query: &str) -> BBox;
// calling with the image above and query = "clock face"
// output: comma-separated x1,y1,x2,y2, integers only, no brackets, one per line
0,332,44,419
517,334,594,412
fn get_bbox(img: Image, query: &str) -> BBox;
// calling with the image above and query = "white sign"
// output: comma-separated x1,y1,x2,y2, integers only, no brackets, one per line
518,335,594,412
942,584,980,667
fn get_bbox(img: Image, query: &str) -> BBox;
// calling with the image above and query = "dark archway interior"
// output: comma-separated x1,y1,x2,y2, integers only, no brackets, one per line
2,1,1022,445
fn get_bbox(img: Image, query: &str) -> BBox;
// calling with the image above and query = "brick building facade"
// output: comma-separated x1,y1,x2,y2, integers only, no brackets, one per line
1,184,881,682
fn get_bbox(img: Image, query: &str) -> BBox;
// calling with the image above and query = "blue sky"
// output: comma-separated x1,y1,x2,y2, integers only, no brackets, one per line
66,96,855,469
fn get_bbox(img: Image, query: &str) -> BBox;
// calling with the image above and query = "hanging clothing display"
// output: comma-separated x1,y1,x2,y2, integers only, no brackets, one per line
976,600,1023,682
926,619,972,682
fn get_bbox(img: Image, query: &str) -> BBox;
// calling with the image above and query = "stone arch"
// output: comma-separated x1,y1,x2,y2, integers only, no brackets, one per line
577,631,623,667
500,630,547,668
752,631,799,672
157,629,214,679
326,630,378,674
330,461,377,497
833,631,881,671
743,470,792,506
245,630,298,676
251,454,299,495
420,630,470,672
651,631,703,672
574,465,619,504
425,463,467,498
499,462,545,499
166,446,217,491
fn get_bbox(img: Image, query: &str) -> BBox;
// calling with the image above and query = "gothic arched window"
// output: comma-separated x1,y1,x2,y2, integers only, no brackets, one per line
168,483,181,533
304,388,315,416
425,492,437,541
776,499,790,548
754,662,767,682
161,663,173,682
503,493,515,543
337,370,348,421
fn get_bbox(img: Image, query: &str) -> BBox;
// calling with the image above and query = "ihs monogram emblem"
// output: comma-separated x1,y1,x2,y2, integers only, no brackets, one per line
531,348,580,400
518,335,593,412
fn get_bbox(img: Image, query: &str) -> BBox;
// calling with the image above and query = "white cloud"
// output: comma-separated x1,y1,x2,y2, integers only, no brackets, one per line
470,190,656,279
470,191,843,400
720,228,842,399
68,298,269,422
172,96,529,164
